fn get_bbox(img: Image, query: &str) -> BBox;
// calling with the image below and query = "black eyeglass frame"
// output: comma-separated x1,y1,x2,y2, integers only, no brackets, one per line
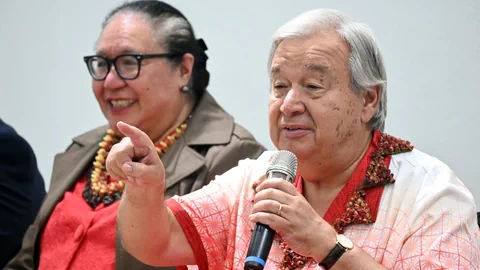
83,52,183,81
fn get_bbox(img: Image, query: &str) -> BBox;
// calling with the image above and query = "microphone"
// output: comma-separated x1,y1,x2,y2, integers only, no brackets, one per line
244,150,298,270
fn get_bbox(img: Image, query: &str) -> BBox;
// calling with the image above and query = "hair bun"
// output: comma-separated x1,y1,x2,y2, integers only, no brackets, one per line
197,38,208,52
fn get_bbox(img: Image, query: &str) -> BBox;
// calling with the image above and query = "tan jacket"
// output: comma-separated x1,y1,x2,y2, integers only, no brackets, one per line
6,92,266,270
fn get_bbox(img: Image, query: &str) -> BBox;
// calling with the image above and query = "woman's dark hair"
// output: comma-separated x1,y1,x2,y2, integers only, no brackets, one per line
102,0,210,104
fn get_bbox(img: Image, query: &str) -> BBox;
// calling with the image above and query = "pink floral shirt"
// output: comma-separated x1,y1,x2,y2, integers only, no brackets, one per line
166,132,480,269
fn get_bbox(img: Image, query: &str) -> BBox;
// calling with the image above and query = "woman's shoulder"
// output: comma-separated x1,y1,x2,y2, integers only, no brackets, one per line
229,122,267,153
61,125,108,152
71,125,108,143
231,122,261,142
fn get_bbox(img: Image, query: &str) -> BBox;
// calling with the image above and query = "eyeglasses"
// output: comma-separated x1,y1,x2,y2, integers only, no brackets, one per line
83,53,182,81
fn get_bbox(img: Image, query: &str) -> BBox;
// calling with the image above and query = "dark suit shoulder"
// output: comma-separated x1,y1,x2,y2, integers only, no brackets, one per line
0,120,32,159
0,119,45,269
0,120,42,183
0,118,45,190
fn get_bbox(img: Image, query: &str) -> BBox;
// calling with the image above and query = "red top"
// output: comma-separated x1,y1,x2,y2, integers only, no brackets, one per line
39,170,118,270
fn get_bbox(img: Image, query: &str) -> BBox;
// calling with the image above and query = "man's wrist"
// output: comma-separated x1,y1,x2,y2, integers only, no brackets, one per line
318,234,354,269
123,184,164,208
312,231,338,263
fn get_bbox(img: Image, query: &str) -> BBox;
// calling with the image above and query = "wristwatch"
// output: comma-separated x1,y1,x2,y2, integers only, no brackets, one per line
319,234,354,269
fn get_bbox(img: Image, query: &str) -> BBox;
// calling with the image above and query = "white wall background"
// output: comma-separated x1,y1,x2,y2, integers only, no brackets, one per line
1,0,479,207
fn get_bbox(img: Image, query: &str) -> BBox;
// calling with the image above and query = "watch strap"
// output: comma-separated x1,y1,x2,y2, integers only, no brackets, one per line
319,242,347,269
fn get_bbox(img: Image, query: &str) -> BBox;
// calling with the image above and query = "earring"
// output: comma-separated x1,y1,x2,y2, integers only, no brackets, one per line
181,86,189,92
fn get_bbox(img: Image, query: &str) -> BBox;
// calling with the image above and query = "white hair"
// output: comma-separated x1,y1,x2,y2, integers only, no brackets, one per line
268,9,387,131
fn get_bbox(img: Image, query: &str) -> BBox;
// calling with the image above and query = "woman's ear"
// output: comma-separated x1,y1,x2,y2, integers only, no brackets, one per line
179,53,195,86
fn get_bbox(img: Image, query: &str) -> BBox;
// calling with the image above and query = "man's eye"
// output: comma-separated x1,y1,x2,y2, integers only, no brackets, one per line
307,84,322,90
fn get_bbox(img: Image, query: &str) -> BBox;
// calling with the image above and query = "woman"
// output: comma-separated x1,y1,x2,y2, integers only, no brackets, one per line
111,8,480,270
6,1,265,269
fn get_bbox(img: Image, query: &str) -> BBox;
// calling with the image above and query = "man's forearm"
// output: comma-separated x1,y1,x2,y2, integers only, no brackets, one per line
117,185,171,265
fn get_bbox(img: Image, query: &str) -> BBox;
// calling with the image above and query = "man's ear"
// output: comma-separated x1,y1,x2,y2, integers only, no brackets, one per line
360,86,380,124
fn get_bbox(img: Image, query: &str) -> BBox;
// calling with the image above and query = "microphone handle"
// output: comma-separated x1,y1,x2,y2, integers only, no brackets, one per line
244,171,292,270
244,223,275,270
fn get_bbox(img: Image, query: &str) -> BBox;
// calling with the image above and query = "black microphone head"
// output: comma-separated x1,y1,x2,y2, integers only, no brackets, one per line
266,150,297,181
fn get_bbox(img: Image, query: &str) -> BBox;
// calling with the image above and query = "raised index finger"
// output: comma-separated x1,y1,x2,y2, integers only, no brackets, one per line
117,121,154,149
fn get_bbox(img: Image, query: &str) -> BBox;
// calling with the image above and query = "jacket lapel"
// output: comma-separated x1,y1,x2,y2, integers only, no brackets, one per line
184,92,234,146
37,127,105,229
163,137,205,190
162,92,234,189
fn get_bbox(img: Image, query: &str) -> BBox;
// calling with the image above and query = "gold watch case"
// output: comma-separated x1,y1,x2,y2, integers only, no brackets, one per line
336,234,354,250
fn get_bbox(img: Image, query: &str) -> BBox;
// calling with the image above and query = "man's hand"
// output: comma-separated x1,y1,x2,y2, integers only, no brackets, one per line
106,121,165,188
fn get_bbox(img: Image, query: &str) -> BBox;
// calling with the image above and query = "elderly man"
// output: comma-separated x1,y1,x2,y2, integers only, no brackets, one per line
108,9,480,269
